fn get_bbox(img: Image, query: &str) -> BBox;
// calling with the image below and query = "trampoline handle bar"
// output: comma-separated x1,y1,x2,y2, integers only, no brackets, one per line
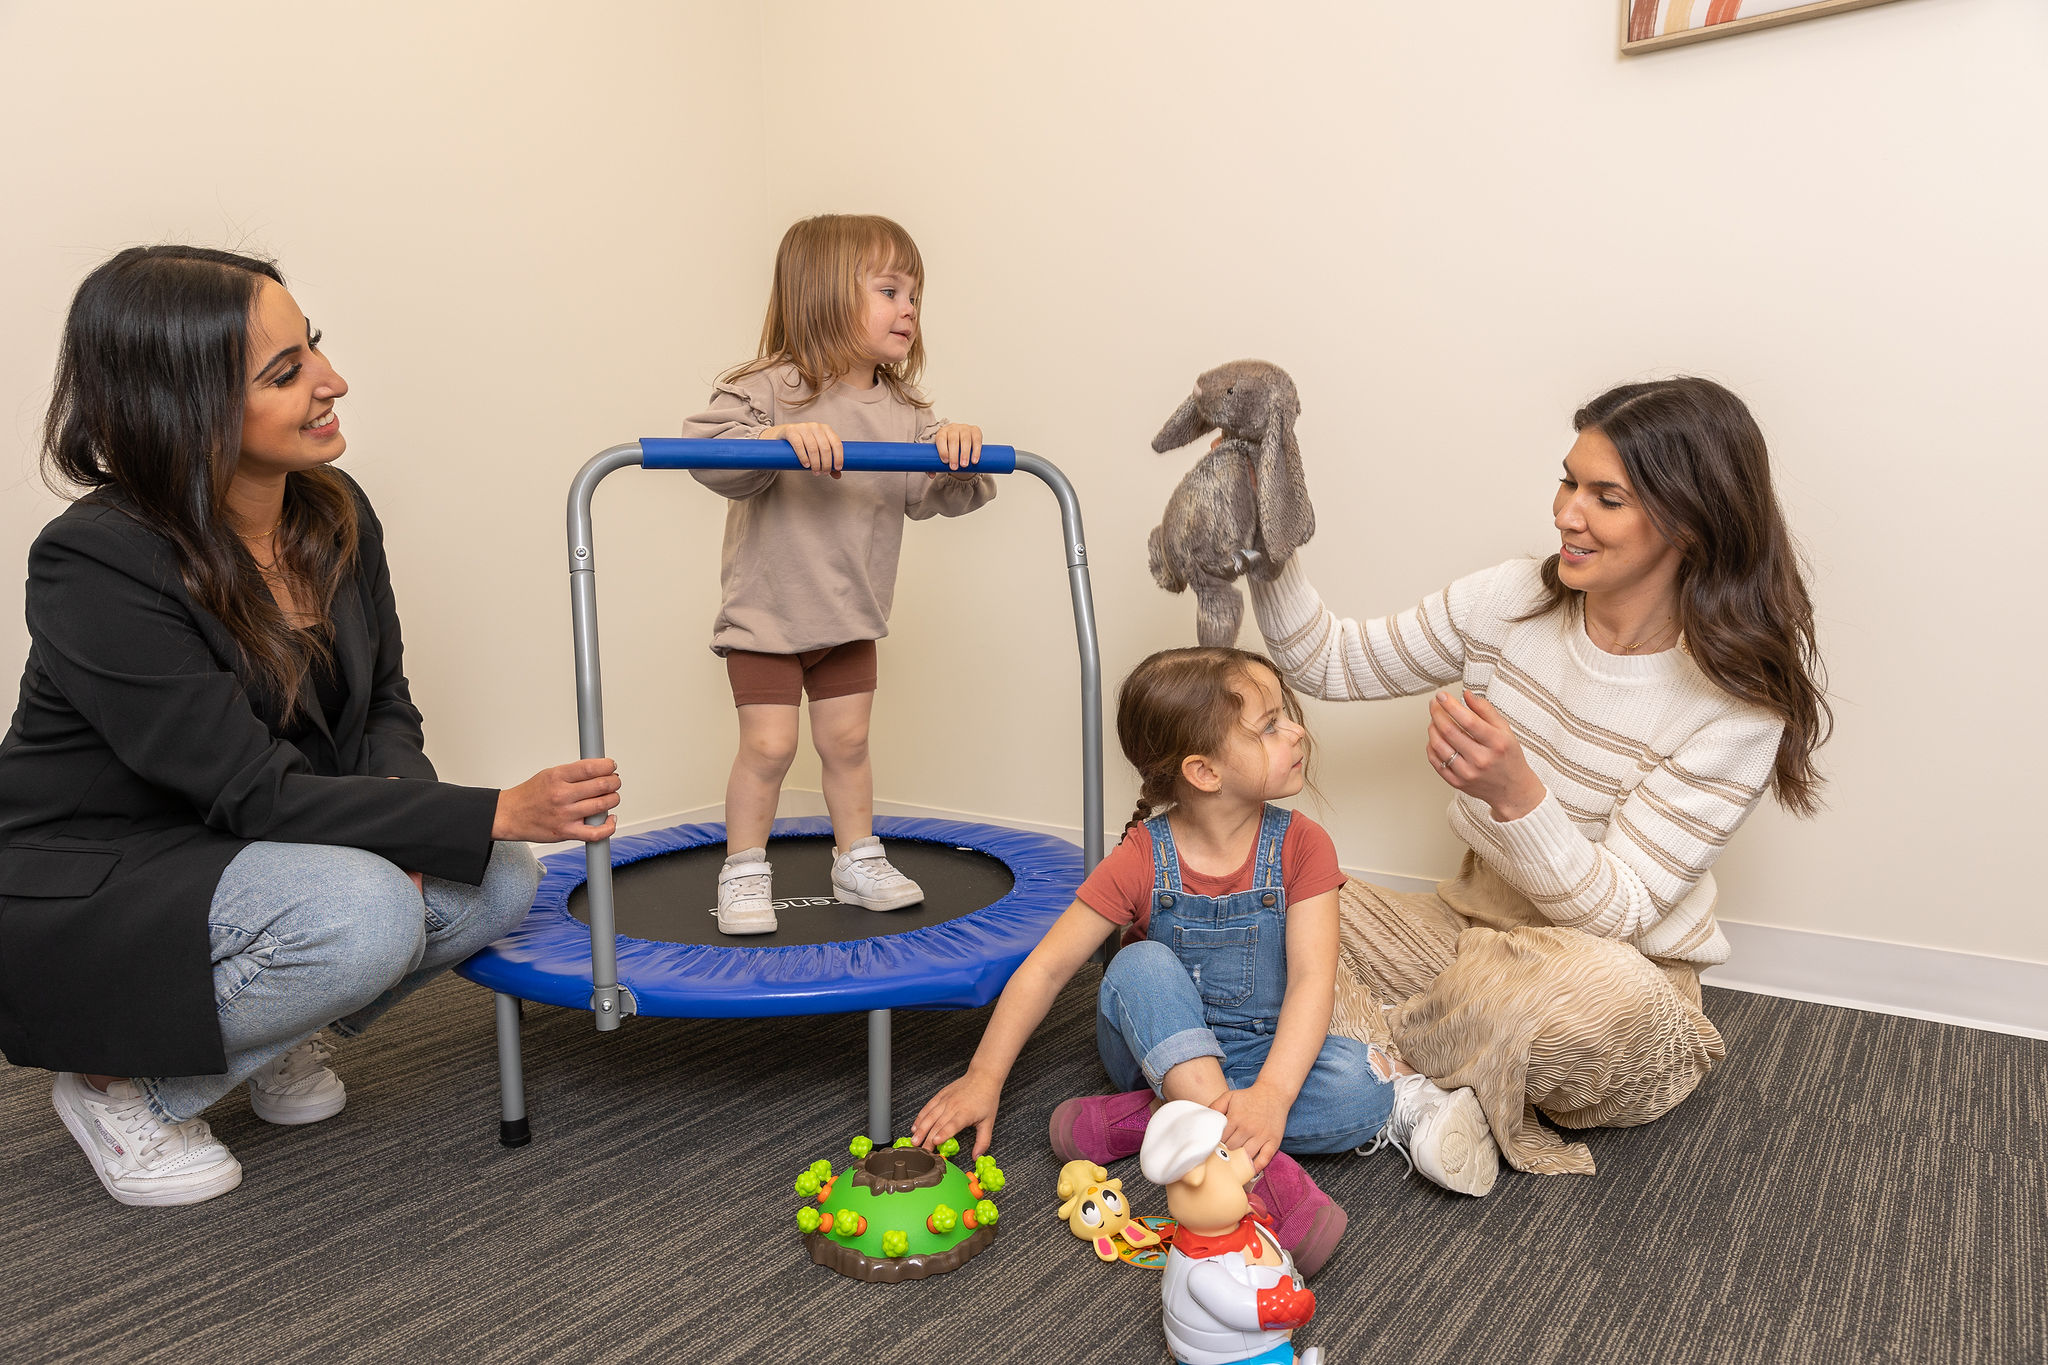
1013,452,1104,877
562,439,1106,1032
639,438,1017,475
566,445,641,1030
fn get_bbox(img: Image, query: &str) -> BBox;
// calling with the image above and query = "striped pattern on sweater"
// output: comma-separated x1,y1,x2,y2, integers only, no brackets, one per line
1249,557,1784,966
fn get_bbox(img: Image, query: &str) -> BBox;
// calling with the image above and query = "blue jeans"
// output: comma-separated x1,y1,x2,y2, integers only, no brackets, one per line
138,840,539,1123
1097,938,1395,1155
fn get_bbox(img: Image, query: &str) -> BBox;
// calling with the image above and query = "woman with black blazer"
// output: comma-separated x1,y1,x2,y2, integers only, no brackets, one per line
0,246,621,1207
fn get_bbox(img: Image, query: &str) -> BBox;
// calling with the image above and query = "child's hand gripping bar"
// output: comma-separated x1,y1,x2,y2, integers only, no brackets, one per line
638,438,1018,474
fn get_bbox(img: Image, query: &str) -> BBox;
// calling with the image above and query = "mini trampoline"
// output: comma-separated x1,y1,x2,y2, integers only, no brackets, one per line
456,439,1103,1146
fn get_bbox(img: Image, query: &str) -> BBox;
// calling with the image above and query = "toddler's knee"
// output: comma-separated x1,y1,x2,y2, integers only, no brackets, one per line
740,727,799,775
813,723,869,769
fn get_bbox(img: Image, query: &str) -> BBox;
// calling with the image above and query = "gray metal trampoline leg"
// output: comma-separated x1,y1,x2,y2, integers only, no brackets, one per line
868,1009,892,1143
495,993,530,1147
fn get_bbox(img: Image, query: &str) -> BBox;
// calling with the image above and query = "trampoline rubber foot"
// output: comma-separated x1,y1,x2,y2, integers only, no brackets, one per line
499,1117,531,1148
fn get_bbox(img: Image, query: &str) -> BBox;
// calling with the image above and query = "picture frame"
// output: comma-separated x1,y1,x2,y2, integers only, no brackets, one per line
1622,0,1910,54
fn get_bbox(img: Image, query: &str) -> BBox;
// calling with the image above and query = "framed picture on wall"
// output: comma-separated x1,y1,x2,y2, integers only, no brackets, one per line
1622,0,1909,53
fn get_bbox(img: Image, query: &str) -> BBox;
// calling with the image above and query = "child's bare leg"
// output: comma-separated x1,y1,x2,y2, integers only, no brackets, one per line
809,690,874,848
1158,1056,1230,1108
726,704,799,854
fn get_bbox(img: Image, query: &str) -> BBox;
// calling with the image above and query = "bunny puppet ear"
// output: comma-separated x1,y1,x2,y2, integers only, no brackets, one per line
1253,387,1314,562
1152,389,1213,454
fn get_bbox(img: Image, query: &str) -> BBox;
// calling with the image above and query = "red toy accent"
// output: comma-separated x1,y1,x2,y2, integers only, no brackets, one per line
1255,1276,1315,1331
1172,1212,1272,1262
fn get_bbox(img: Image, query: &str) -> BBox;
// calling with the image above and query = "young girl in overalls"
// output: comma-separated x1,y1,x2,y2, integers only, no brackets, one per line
914,647,1501,1278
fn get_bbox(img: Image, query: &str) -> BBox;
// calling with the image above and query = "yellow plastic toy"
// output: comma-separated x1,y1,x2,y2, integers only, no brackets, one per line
1055,1159,1169,1265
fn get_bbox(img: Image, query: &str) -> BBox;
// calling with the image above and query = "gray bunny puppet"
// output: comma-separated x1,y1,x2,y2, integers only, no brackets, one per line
1148,360,1314,647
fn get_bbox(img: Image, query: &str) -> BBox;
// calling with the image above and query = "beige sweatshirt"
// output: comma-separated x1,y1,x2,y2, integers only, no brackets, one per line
1250,556,1786,967
683,363,996,656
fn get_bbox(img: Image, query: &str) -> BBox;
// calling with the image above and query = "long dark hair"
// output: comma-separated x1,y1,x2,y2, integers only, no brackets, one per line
1117,647,1315,831
1528,377,1831,815
41,245,359,714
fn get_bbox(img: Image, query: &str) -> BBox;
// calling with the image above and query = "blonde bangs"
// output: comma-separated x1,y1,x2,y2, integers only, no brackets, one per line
863,217,923,287
729,214,930,409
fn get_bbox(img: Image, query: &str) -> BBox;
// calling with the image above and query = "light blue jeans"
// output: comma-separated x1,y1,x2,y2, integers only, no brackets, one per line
138,840,539,1124
1097,938,1396,1155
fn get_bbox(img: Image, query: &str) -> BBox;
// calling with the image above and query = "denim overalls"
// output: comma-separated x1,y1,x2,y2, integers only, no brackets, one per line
1095,804,1394,1154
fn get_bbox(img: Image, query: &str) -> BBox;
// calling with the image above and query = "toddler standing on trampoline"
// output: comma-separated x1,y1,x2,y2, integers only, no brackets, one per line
686,214,995,935
913,647,1502,1277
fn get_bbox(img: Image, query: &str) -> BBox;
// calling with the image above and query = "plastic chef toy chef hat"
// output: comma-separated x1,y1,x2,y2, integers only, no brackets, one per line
1141,1099,1230,1187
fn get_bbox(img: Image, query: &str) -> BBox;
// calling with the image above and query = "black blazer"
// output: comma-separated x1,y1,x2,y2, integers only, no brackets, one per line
0,474,499,1076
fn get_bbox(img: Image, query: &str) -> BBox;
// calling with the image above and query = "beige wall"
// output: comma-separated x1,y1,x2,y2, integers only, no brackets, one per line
751,0,2048,964
5,2,2042,964
0,1,760,823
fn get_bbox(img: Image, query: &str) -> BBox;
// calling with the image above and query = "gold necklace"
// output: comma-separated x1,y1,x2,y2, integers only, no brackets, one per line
1590,611,1678,654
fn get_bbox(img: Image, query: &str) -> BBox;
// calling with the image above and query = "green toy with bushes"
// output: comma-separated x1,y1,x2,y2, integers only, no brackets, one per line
793,1135,1003,1282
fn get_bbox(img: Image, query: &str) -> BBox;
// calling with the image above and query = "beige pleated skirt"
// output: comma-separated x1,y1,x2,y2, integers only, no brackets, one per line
1327,853,1725,1176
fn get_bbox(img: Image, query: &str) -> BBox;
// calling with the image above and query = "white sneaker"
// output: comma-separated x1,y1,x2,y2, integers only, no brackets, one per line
1366,1071,1501,1196
717,848,777,934
51,1072,244,1208
247,1034,346,1125
831,837,924,911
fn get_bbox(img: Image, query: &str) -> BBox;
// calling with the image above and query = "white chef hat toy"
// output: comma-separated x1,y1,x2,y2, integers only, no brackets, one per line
1140,1099,1231,1187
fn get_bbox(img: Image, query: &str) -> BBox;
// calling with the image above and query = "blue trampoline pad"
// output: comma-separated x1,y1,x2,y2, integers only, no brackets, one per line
456,815,1082,1018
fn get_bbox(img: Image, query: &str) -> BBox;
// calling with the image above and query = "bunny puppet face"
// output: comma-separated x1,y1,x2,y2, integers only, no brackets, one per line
1153,360,1300,452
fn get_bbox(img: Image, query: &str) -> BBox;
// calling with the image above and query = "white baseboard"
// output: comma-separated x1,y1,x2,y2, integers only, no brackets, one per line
1703,920,2048,1041
538,794,2048,1042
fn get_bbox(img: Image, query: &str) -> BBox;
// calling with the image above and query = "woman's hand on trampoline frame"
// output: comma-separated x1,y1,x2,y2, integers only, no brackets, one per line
760,422,843,478
928,422,983,478
491,758,622,843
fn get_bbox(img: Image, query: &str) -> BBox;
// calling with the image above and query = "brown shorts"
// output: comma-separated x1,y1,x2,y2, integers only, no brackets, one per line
724,639,878,708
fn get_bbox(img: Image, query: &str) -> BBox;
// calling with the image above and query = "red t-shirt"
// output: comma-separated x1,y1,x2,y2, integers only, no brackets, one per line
1078,811,1345,944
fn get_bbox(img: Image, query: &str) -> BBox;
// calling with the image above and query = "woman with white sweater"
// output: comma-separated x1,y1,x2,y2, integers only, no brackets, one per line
1249,376,1829,1177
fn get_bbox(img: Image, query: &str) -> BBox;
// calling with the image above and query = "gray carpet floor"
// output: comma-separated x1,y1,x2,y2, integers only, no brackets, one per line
3,971,2042,1364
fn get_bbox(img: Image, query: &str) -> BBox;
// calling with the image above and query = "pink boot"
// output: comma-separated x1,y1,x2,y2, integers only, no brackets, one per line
1048,1088,1155,1163
1253,1152,1346,1278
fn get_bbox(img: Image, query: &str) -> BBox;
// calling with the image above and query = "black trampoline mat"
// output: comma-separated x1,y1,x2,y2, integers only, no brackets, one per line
567,836,1017,947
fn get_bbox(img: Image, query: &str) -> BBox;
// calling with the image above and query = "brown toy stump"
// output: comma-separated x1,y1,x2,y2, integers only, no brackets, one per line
804,1223,997,1283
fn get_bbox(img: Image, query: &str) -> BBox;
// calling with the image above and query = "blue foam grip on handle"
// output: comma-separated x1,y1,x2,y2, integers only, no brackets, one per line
638,438,1017,475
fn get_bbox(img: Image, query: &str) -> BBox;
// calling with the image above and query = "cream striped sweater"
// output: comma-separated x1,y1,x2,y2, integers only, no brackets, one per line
1249,556,1785,967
